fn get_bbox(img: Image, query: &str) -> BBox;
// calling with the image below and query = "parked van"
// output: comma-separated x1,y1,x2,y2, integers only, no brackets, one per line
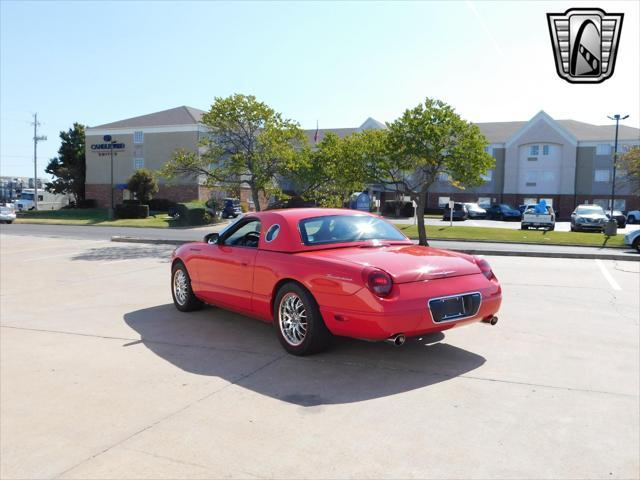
15,189,70,211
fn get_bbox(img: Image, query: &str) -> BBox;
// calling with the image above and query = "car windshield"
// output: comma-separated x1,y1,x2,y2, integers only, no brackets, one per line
500,204,515,210
20,193,34,200
577,206,604,215
299,215,407,246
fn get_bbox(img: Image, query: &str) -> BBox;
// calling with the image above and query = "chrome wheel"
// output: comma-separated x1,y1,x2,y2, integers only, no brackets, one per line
279,292,308,346
173,269,188,306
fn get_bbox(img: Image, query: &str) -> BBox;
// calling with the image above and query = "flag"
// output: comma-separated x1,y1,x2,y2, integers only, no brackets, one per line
314,120,319,143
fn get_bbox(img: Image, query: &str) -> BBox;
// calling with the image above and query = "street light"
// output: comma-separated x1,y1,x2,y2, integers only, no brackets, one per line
607,114,629,217
104,135,117,219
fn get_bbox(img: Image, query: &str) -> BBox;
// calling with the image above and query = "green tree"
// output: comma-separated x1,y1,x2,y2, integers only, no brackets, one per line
45,123,86,202
127,169,159,204
291,130,381,207
160,94,306,211
618,146,640,195
370,98,494,246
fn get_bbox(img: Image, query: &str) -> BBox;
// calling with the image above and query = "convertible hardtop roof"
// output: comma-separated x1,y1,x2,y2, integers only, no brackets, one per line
243,208,401,253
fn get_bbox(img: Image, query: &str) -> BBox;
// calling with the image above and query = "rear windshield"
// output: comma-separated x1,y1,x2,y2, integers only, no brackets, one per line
299,215,406,246
577,206,604,215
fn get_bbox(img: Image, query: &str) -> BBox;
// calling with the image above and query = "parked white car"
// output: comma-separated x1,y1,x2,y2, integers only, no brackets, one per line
624,229,640,252
0,205,16,224
626,210,640,224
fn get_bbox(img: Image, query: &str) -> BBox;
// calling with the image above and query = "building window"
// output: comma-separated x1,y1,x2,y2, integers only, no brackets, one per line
593,199,609,209
542,145,550,156
540,198,554,207
481,169,493,182
438,196,450,207
437,172,450,182
529,145,539,156
134,158,144,169
133,131,144,144
523,197,537,205
594,169,610,182
477,197,491,207
614,199,626,211
484,146,493,156
596,144,611,155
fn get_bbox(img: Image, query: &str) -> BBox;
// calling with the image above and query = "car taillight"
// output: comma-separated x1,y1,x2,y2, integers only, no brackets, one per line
363,267,393,297
474,257,496,281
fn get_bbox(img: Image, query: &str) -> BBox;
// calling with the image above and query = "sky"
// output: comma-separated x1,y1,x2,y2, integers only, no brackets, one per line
1,0,639,178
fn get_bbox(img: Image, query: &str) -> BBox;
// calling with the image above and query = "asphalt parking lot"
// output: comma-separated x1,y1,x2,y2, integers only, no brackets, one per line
1,233,638,479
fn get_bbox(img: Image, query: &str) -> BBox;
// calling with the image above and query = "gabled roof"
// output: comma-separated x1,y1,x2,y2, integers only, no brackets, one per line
555,120,640,142
475,116,639,144
92,106,206,129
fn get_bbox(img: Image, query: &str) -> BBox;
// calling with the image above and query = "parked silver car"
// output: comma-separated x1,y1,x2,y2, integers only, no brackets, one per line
570,205,607,232
463,202,487,219
0,205,16,224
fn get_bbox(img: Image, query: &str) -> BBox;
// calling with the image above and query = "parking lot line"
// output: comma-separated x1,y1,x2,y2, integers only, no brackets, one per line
595,259,622,291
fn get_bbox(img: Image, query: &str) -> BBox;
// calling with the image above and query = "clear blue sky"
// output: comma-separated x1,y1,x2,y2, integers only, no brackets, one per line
1,0,638,178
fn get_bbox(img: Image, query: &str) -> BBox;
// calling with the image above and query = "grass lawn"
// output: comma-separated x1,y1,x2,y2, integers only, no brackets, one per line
15,208,175,228
396,224,626,248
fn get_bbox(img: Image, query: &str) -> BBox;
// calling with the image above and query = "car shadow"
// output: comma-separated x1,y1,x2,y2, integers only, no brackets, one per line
124,304,486,407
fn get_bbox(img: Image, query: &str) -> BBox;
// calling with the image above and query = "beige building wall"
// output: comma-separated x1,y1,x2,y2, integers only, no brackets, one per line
504,118,577,195
85,130,200,185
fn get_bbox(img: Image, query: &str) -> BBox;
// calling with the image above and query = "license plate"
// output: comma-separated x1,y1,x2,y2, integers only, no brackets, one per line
428,293,482,323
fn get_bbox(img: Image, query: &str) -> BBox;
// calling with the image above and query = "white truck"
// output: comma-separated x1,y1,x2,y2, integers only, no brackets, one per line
15,189,70,211
521,204,556,231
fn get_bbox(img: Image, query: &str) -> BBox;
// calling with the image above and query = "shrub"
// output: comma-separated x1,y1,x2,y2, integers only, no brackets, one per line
149,198,177,211
127,169,159,204
382,201,415,217
77,199,98,208
174,203,213,226
115,203,149,219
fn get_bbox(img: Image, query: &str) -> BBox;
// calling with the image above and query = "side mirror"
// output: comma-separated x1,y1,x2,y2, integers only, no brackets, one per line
204,232,219,244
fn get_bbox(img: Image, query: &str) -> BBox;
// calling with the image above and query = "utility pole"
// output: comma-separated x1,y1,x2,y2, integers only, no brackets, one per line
32,113,47,210
607,113,629,216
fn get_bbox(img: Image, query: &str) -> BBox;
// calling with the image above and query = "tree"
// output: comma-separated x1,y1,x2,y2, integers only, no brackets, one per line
160,94,306,211
291,130,381,207
369,98,494,246
127,169,159,204
45,123,86,202
618,146,640,195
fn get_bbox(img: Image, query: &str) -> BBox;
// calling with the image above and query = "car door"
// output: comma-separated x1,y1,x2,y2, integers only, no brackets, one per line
193,218,261,313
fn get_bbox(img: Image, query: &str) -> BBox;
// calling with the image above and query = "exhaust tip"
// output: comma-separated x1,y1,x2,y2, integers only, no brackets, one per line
385,334,406,346
482,316,499,325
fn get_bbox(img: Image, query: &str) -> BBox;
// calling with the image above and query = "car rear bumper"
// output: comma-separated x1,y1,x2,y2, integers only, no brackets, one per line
319,273,502,340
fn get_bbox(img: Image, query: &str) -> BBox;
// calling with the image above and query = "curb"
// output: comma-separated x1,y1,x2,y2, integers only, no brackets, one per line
110,236,640,261
111,236,186,246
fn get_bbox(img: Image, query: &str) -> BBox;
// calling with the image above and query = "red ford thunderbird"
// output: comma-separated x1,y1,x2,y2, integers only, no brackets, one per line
171,208,502,355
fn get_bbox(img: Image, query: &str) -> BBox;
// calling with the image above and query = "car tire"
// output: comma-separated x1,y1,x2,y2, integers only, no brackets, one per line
633,238,640,252
548,225,555,231
628,215,636,224
521,225,528,230
274,282,331,356
171,262,203,312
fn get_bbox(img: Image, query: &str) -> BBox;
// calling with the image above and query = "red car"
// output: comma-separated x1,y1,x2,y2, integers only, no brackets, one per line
171,208,502,355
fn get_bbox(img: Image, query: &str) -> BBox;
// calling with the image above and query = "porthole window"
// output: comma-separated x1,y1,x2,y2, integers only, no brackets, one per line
265,224,280,242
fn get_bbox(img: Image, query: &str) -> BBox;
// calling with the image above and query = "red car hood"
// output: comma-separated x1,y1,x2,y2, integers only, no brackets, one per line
299,244,480,284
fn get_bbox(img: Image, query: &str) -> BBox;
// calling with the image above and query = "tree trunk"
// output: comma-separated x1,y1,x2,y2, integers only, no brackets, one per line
251,185,262,212
416,187,429,246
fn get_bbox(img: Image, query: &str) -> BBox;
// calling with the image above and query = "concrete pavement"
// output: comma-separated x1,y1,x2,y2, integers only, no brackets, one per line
1,232,638,479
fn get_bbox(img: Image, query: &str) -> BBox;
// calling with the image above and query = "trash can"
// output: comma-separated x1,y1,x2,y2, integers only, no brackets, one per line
604,219,618,236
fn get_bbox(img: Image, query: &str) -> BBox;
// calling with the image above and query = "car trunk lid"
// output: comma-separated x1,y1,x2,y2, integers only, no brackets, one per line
298,244,480,284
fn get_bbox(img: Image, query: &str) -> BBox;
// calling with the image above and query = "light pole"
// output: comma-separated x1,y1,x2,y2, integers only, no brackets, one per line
32,113,47,210
104,135,116,219
607,114,629,217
